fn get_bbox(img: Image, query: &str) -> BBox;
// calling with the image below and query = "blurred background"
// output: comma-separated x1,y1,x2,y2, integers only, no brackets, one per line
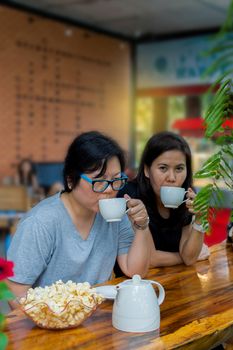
0,0,232,256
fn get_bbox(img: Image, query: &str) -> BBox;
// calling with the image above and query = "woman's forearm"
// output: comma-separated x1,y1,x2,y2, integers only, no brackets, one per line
150,249,183,267
5,279,31,310
180,225,204,266
125,227,151,277
147,233,183,267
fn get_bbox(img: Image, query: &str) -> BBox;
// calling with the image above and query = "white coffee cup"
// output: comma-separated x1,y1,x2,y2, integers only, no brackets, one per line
99,198,128,222
160,186,188,208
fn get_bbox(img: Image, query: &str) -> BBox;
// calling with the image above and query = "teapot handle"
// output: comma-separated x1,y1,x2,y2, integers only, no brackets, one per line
150,281,165,305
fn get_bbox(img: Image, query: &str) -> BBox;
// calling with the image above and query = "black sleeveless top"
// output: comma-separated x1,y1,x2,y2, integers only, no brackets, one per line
114,181,192,277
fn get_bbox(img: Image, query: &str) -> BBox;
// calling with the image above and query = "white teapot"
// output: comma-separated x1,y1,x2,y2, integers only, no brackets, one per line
112,274,165,333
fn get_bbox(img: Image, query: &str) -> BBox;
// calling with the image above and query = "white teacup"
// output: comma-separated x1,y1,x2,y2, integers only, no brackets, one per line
99,198,127,222
160,186,188,208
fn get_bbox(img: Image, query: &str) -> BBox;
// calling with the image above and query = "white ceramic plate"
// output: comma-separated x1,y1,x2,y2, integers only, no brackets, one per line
95,285,117,300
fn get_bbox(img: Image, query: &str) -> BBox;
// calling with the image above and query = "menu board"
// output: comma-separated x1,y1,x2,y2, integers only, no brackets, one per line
0,5,131,179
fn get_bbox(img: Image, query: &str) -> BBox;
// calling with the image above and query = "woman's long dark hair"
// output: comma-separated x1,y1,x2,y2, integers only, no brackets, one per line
63,131,125,192
136,131,193,222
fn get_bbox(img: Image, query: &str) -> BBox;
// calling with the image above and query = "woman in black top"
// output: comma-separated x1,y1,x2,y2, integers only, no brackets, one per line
116,131,208,274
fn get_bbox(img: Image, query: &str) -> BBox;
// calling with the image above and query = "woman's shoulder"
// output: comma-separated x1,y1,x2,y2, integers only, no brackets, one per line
23,193,63,224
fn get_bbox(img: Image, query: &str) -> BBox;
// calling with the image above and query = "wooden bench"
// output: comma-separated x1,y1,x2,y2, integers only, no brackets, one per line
0,185,31,212
0,186,32,253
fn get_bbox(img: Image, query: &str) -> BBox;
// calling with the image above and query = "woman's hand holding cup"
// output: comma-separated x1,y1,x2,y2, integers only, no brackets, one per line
124,194,150,230
185,187,196,214
185,187,202,216
185,188,203,226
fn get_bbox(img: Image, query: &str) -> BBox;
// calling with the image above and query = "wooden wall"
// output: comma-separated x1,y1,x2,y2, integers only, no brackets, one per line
0,5,131,180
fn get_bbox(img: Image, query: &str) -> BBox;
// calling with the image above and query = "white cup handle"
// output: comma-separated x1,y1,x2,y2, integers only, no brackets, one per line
182,198,189,204
151,281,165,305
125,198,130,213
181,190,189,204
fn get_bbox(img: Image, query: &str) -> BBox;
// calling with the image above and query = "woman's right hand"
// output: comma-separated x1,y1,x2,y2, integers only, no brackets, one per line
124,194,149,230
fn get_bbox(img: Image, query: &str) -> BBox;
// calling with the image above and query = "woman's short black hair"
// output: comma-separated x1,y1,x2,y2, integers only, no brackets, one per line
136,131,193,211
63,131,125,192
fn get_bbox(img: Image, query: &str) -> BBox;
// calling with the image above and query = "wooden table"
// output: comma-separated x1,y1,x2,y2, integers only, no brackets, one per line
5,242,233,350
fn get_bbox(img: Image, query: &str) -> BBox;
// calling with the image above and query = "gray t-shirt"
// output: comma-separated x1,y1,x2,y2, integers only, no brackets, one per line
7,193,134,287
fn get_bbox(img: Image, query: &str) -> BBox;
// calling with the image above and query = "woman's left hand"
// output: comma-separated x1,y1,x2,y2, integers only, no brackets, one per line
124,194,149,229
185,187,196,214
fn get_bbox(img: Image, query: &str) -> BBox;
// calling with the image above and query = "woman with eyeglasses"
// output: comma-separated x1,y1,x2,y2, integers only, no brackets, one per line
7,131,151,302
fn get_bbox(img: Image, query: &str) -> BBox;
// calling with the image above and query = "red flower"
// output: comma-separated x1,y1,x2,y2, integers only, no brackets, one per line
0,258,14,280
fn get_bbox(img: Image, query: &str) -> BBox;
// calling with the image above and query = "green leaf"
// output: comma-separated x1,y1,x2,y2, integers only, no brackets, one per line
0,314,5,330
205,113,228,137
224,147,233,157
219,164,232,181
208,84,230,107
205,112,228,134
203,44,233,56
204,81,231,117
205,100,229,123
0,332,8,350
0,283,14,301
221,159,232,174
194,154,221,177
215,136,228,145
211,189,224,207
205,72,232,95
194,192,212,202
223,181,233,189
219,1,233,33
193,185,214,227
203,56,233,77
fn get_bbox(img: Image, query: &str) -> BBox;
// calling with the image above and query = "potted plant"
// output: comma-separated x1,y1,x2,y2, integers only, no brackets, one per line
194,0,233,231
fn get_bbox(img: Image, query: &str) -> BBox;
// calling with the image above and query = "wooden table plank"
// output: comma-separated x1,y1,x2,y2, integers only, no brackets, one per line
5,242,233,350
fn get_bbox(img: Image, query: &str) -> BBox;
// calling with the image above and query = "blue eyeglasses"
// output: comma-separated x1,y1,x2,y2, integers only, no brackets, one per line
80,173,128,193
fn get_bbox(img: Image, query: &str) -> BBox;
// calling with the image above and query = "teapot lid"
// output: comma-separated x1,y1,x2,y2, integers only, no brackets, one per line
117,274,144,289
132,274,141,285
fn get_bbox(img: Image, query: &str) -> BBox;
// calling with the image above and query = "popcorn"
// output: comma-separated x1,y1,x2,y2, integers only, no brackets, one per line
19,280,104,329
